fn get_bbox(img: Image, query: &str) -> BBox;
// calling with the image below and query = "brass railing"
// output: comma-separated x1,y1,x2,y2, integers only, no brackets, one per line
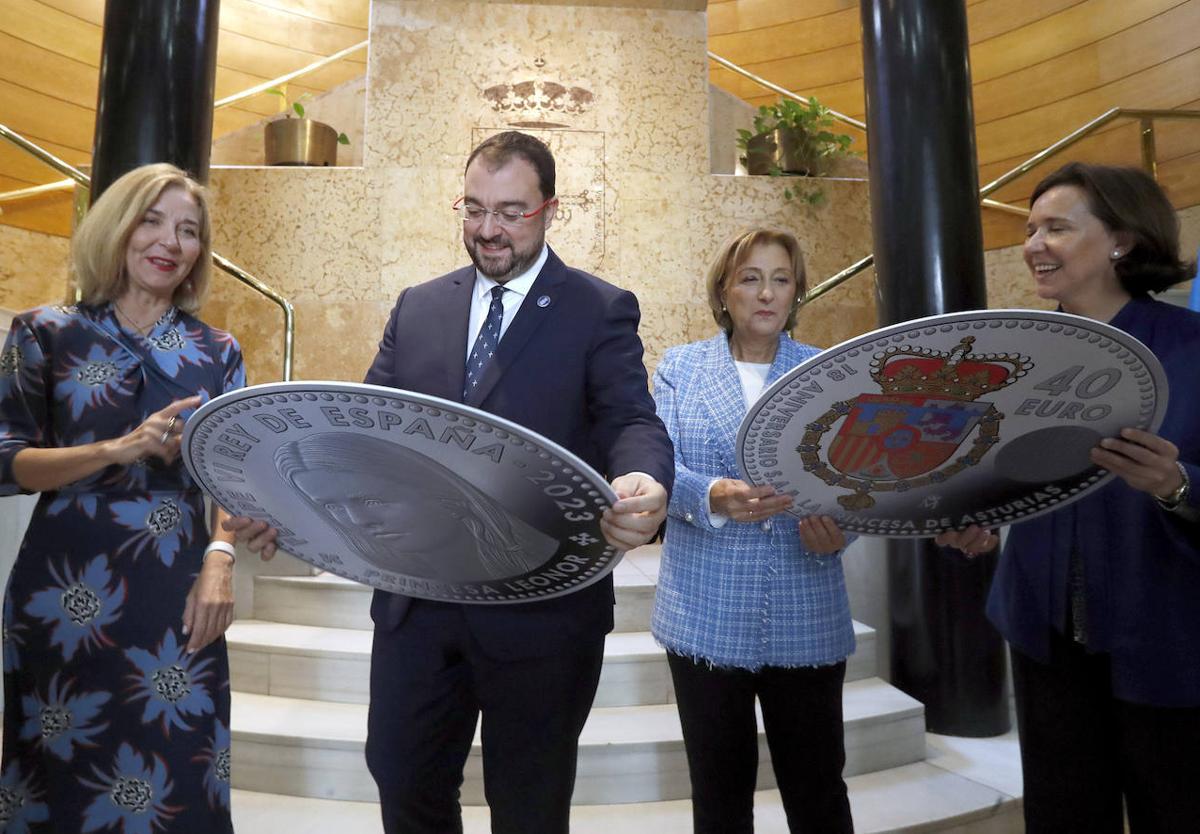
0,39,367,377
0,123,295,380
707,51,867,133
800,107,1200,305
709,52,1200,303
0,40,368,203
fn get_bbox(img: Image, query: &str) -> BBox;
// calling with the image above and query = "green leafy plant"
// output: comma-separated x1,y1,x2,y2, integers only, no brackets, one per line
266,87,350,145
736,96,854,187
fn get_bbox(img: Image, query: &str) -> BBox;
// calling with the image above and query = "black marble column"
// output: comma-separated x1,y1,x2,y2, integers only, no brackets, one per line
859,0,1010,736
90,0,221,200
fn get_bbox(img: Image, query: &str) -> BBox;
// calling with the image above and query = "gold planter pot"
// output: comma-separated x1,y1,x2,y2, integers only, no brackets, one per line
774,127,821,176
265,118,339,166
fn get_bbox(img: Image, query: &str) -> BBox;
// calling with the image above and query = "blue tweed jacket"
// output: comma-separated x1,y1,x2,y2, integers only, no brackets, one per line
651,333,856,670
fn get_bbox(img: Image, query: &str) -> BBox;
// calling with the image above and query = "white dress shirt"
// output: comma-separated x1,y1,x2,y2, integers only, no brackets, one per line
707,360,772,528
464,245,549,355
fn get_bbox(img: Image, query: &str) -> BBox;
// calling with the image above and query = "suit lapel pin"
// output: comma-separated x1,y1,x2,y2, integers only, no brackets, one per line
537,295,551,308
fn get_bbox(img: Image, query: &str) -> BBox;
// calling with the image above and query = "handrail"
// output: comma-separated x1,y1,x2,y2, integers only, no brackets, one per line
0,123,295,381
707,51,867,132
0,178,75,208
0,40,370,206
978,107,1200,199
710,50,1027,218
0,125,91,187
800,106,1200,305
214,40,367,111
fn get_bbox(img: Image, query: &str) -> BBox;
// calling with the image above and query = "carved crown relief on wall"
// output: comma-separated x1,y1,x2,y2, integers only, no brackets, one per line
482,57,595,129
475,58,606,273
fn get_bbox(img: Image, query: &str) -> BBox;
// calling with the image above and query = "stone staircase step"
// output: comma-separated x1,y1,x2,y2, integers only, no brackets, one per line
253,545,665,632
228,619,877,707
231,735,1021,833
229,677,924,804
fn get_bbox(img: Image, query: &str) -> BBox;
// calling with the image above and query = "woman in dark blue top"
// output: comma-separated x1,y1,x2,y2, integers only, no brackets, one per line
941,163,1200,834
0,164,244,833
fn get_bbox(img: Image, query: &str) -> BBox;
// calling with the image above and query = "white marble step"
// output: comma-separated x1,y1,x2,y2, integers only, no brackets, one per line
229,677,924,804
227,619,877,707
231,732,1022,833
253,550,661,633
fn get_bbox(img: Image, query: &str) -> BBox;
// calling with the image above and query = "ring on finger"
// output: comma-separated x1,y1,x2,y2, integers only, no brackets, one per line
159,428,172,445
166,415,178,433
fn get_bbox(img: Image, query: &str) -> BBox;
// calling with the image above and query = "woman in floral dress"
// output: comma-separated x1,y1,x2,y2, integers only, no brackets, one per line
0,163,244,833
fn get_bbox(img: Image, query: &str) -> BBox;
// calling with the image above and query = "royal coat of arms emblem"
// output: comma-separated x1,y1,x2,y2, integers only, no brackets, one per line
803,336,1029,510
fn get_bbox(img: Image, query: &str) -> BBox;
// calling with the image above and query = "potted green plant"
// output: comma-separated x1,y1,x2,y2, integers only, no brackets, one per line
737,96,854,178
263,87,350,167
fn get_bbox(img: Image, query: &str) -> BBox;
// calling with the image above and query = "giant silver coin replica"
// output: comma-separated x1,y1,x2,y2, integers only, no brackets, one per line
182,382,620,602
737,310,1168,536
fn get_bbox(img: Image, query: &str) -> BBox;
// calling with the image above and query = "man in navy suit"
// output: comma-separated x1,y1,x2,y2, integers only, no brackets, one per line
234,131,672,833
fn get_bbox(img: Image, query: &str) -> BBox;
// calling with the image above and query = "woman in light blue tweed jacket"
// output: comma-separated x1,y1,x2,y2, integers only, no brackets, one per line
652,227,855,834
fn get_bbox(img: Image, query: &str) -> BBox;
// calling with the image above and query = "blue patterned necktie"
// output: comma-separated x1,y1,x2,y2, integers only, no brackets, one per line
464,285,506,398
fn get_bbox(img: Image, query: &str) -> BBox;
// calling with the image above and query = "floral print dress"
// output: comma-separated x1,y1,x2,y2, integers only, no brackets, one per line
0,303,244,834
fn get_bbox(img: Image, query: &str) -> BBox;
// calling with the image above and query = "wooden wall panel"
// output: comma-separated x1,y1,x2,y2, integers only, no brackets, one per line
0,0,102,64
0,140,89,185
965,0,1084,43
709,8,858,65
969,0,1182,83
0,186,73,237
0,32,99,109
1,0,369,235
972,4,1199,124
708,0,855,34
708,0,1200,247
976,50,1200,164
218,0,367,56
0,79,94,153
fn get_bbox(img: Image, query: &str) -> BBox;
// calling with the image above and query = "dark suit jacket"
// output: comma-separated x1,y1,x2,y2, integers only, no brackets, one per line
363,247,673,659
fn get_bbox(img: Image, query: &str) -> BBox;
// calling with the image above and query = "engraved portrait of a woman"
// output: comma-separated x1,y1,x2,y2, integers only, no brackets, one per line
274,432,555,583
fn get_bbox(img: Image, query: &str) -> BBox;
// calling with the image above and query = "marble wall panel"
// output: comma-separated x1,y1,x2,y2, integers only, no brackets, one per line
208,168,380,303
198,267,286,386
175,0,1200,397
0,225,70,314
366,3,709,175
372,166,470,296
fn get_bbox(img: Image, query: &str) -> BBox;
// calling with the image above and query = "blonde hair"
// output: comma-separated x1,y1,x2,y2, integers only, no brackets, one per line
705,227,808,334
71,163,212,313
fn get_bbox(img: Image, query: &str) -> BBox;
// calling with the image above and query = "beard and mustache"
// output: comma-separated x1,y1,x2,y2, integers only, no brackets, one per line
465,226,545,283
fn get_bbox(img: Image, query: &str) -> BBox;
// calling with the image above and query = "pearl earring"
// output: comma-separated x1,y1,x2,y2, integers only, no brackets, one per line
1111,249,1122,259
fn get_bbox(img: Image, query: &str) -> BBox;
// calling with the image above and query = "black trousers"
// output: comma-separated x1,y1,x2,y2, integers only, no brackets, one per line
365,600,605,834
1012,632,1200,834
667,652,854,834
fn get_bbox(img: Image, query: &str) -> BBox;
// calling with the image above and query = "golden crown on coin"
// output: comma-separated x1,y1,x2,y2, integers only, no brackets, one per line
870,336,1030,401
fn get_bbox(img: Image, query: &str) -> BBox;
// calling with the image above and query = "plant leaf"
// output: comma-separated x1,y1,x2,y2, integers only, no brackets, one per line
337,133,350,145
293,101,305,118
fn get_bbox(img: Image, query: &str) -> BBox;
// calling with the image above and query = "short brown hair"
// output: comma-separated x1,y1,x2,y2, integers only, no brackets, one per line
706,228,808,334
465,131,556,200
71,163,212,313
1030,162,1193,295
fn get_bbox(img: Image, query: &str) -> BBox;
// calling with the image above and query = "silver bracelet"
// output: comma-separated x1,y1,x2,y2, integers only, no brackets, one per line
204,540,237,564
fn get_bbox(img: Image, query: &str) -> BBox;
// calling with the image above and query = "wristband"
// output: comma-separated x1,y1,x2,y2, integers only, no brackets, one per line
204,541,237,564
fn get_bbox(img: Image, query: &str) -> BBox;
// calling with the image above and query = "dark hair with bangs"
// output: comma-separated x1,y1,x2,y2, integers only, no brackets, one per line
1030,162,1193,295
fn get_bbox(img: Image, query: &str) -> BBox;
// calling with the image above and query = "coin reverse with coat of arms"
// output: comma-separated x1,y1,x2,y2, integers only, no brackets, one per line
737,310,1168,536
182,382,620,602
